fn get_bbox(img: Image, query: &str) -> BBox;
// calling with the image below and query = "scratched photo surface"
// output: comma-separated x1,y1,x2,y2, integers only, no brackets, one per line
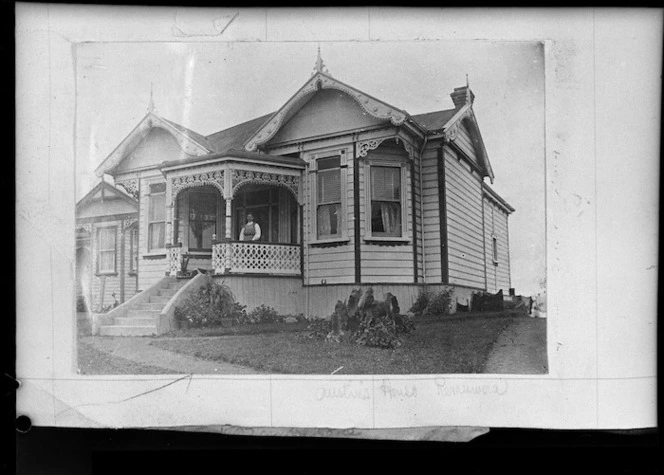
74,40,546,376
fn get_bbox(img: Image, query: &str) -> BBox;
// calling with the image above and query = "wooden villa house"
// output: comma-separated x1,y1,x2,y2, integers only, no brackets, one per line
82,52,514,336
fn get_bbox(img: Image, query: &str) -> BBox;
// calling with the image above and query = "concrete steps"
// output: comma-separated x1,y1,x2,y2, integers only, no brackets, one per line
158,288,178,298
113,317,156,326
134,302,165,311
98,277,191,336
100,325,157,337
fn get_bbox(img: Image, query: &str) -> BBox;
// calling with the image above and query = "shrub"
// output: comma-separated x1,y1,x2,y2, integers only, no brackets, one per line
245,304,282,324
394,312,416,334
174,276,246,328
422,288,454,319
353,317,402,349
410,288,454,319
409,288,434,318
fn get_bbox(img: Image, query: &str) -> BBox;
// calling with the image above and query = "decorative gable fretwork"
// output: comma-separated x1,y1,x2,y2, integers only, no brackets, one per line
443,107,472,143
170,170,225,198
245,72,407,152
116,179,139,200
231,169,299,200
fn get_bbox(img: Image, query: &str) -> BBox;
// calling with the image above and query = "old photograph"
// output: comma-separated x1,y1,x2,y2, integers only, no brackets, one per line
73,40,546,376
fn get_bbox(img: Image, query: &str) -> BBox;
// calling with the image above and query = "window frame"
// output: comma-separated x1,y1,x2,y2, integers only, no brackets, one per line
492,235,499,265
364,159,409,242
96,225,117,275
147,182,166,253
309,149,350,245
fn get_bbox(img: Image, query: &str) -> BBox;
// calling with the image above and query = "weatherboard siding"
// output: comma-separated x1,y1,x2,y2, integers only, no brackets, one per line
412,151,424,282
483,197,511,293
444,146,486,290
421,143,442,282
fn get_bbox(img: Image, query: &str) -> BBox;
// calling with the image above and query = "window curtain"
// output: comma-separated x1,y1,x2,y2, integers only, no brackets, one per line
317,165,341,238
371,166,402,236
317,203,339,236
380,202,401,236
149,223,165,250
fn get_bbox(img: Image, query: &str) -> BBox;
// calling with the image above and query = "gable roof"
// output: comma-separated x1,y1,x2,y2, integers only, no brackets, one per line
76,179,138,211
410,89,495,183
243,70,409,152
94,112,213,177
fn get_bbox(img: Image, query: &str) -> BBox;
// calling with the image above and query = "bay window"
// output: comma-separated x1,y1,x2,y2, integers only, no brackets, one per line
367,163,407,239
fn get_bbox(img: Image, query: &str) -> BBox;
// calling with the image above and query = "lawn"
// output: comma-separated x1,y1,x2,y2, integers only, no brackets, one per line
150,314,518,374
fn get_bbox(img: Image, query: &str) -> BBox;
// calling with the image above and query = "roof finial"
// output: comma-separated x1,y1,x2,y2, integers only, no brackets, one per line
465,74,472,104
313,44,329,75
147,82,156,114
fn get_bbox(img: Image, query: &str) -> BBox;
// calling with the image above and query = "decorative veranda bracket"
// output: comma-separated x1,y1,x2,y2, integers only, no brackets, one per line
231,169,299,199
76,223,92,234
356,138,386,158
116,179,139,200
170,170,225,198
122,218,138,232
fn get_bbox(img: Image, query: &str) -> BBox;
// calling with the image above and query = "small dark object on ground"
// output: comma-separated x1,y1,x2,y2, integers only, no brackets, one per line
471,289,504,312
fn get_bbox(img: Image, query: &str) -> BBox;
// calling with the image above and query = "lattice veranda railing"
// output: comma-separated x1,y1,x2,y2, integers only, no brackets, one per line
212,242,301,276
166,245,182,277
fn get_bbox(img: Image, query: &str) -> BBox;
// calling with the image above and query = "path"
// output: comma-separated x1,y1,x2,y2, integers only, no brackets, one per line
80,336,260,374
483,316,548,374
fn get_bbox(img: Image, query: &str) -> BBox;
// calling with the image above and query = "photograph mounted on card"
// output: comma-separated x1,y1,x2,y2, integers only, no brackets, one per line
17,6,658,432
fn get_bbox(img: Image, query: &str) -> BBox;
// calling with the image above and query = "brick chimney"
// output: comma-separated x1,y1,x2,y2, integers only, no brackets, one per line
450,86,475,109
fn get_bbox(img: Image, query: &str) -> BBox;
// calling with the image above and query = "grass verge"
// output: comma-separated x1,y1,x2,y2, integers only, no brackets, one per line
151,315,518,374
77,341,172,375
